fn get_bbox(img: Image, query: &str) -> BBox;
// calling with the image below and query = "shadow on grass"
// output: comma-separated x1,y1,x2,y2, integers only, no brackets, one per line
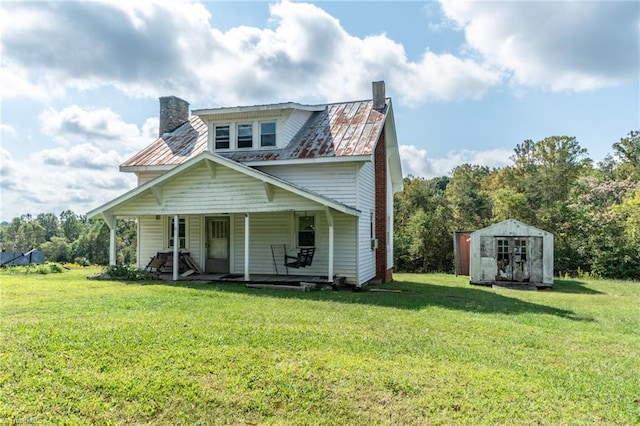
549,279,604,295
152,277,593,322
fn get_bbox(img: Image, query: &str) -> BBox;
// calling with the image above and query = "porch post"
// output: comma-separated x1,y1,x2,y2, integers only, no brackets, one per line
326,209,334,283
109,227,117,266
244,213,250,281
103,213,117,266
173,214,179,281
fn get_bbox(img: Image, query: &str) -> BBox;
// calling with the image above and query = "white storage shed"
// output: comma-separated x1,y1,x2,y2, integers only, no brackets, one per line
469,219,553,288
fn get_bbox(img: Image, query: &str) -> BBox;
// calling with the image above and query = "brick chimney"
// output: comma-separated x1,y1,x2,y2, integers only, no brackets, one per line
159,96,189,137
372,81,386,111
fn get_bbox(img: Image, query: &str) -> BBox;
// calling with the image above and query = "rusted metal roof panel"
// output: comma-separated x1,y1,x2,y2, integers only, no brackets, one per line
120,116,207,167
120,99,388,168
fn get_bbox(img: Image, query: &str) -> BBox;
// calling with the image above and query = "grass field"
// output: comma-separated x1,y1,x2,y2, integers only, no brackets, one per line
1,267,639,425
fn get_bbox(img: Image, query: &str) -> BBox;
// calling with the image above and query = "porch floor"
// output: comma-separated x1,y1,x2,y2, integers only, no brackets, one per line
156,272,343,287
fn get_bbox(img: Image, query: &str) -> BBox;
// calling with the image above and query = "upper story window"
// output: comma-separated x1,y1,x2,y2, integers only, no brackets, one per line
237,124,253,149
215,125,230,150
211,120,277,151
260,122,276,147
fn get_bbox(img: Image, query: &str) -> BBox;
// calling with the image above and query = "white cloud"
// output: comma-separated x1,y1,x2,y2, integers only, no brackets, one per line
1,0,500,106
440,0,639,92
39,105,153,150
1,124,17,139
34,144,122,170
0,145,135,221
400,144,513,178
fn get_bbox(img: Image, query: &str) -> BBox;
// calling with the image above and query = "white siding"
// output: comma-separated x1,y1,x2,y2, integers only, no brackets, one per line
137,216,164,268
258,162,359,207
282,110,313,143
114,164,323,216
186,215,203,271
230,211,358,283
137,171,165,186
356,161,376,283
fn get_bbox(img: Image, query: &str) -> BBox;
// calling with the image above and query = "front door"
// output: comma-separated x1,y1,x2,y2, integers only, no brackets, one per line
206,217,230,273
495,237,530,282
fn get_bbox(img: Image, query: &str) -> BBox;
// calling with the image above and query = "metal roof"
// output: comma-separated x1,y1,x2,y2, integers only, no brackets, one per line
120,99,389,169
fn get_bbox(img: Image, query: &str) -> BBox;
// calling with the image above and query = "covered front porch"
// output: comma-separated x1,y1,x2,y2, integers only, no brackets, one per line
132,209,354,284
89,152,361,285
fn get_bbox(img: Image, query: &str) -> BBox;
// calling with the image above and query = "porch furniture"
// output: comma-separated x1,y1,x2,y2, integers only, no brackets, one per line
270,245,286,275
145,252,202,274
285,247,316,269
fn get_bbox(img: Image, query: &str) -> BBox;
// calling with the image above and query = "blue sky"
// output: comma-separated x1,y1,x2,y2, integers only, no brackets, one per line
1,0,638,222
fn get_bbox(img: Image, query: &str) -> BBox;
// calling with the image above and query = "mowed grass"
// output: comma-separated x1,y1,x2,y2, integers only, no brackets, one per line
1,268,639,425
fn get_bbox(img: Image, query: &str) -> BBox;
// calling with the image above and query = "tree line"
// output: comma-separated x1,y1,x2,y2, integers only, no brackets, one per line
2,130,638,279
0,210,136,266
394,130,640,280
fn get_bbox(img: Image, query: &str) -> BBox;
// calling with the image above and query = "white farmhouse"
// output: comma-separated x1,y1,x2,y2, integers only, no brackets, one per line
88,81,403,286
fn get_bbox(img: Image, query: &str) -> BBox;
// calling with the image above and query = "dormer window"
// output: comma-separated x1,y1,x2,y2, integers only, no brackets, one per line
237,124,253,149
260,122,276,147
215,125,230,150
210,120,277,151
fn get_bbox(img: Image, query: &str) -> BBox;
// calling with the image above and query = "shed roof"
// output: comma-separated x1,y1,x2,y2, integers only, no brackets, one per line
471,219,553,238
120,99,390,170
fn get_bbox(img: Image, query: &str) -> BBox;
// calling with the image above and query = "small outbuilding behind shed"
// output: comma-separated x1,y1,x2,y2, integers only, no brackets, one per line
469,219,553,288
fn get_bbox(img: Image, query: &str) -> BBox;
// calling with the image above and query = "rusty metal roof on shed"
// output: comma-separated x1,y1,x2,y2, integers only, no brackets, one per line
120,99,389,170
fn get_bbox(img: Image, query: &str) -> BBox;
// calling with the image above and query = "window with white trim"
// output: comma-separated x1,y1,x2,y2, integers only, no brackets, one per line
168,217,187,249
296,214,315,247
237,123,253,148
260,121,276,147
215,125,230,150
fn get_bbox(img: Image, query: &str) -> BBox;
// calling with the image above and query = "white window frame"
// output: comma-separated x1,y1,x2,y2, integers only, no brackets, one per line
214,124,231,151
167,217,188,250
236,123,253,149
294,213,315,248
260,121,277,148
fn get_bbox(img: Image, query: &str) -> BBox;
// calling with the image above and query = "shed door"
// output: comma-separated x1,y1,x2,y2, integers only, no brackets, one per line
495,238,530,282
206,217,229,273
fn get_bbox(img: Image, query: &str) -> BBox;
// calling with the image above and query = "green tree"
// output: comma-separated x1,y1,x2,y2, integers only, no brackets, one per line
36,213,61,241
612,129,640,180
446,164,492,231
490,188,529,223
0,215,46,251
60,210,85,242
394,176,453,273
511,136,592,211
40,236,71,262
71,220,109,265
117,219,138,265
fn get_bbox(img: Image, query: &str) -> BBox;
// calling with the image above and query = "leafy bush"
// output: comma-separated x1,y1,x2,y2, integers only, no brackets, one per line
48,263,64,273
102,264,151,281
74,257,91,267
35,265,50,274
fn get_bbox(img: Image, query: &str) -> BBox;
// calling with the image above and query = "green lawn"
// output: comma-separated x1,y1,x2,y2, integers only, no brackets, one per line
1,267,639,425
